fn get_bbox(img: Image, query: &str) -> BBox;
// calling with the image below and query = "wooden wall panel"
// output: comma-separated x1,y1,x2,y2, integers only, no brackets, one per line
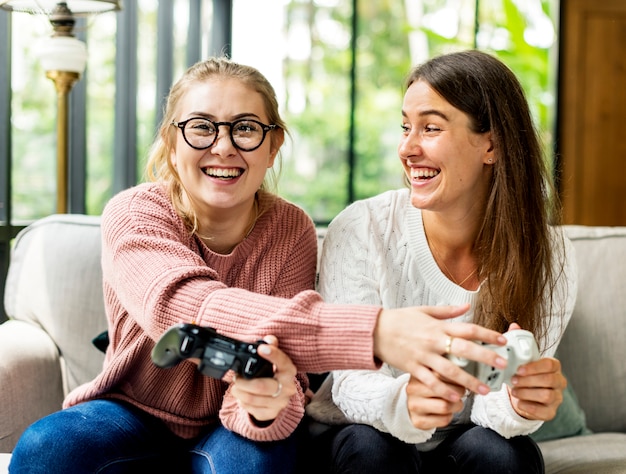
559,0,626,225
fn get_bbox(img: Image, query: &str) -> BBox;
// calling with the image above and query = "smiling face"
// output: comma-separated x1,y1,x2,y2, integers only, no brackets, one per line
170,78,283,219
398,79,494,216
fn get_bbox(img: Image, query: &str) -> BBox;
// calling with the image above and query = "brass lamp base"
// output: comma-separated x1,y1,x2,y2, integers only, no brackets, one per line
46,70,80,214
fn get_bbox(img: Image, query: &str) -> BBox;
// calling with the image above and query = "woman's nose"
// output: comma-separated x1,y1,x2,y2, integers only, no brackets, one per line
210,125,236,155
398,133,422,159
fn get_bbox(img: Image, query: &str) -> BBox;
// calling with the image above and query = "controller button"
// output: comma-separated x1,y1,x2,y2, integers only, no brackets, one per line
205,348,236,368
244,357,258,374
181,335,195,354
209,351,229,367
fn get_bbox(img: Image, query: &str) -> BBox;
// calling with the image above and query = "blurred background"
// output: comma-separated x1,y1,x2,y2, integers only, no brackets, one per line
2,0,625,321
1,0,561,224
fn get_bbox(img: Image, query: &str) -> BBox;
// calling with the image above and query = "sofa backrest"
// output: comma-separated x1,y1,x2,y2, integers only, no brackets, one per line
560,225,626,433
4,216,625,435
4,214,107,395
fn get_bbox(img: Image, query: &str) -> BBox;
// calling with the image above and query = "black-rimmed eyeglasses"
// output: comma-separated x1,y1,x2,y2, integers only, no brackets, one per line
171,117,277,152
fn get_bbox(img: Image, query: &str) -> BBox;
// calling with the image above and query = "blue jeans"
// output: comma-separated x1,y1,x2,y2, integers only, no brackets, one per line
9,399,297,473
301,423,544,473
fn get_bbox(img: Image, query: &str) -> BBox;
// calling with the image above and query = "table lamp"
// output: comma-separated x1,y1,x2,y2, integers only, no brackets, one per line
0,1,122,213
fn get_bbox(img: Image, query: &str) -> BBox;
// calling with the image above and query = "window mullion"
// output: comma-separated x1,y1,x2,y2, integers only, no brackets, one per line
113,1,139,193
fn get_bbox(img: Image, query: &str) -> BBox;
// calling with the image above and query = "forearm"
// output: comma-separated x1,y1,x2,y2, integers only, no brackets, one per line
332,368,435,444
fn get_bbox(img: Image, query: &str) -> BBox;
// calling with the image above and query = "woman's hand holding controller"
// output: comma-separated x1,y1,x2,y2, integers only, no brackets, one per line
229,335,299,424
374,303,508,401
505,323,567,420
405,374,465,431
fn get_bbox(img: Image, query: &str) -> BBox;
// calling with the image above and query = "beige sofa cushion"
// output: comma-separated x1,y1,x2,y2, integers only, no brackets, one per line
4,214,106,395
560,225,626,434
540,432,626,474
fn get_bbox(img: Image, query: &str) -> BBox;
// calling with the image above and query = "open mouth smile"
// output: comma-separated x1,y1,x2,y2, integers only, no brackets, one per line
412,168,440,181
202,167,243,180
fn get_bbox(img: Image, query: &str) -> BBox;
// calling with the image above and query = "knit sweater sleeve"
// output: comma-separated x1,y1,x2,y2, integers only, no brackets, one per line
331,367,435,443
471,230,578,437
317,196,435,443
318,196,391,307
101,184,380,373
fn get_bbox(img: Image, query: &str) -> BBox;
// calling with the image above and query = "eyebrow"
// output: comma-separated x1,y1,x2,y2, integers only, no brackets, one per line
186,112,263,121
402,108,450,121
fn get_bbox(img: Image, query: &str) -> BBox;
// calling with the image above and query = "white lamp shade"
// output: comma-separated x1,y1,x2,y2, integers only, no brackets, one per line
0,1,121,15
38,35,88,74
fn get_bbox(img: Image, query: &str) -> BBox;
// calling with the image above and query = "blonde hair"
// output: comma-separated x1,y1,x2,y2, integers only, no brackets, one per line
144,57,287,233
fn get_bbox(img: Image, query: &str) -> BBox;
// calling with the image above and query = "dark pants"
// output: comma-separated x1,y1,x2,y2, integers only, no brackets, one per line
298,422,544,474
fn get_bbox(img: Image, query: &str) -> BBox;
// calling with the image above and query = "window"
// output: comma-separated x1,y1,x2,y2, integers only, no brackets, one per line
0,0,560,320
232,0,559,223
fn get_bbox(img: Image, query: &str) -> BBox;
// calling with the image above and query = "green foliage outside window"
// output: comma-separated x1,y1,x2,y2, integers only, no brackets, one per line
277,0,558,223
7,0,558,223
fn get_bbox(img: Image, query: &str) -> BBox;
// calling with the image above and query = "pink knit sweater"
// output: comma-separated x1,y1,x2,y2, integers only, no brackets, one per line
63,183,380,441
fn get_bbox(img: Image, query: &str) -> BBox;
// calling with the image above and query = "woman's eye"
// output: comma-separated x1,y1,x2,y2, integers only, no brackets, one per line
401,124,410,133
190,121,214,132
425,125,441,132
235,122,259,133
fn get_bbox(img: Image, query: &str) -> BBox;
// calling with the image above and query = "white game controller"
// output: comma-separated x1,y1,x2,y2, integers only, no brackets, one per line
448,329,540,392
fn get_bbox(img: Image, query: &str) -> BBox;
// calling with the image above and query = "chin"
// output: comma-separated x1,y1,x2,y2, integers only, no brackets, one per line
409,191,431,210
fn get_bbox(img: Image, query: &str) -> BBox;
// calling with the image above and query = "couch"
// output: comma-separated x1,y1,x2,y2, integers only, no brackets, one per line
0,214,625,472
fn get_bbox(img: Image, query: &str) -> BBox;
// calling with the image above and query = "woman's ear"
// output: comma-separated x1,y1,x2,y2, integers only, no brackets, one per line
268,127,285,168
484,135,495,164
163,126,178,167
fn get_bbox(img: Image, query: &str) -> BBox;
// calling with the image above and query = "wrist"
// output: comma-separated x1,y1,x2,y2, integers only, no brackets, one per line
373,308,386,362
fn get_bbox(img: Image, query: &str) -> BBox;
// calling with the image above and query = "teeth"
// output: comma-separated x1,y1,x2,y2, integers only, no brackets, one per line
204,167,242,178
414,169,440,179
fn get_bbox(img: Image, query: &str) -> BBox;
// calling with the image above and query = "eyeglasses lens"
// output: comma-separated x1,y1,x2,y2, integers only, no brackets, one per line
183,119,265,151
231,120,264,149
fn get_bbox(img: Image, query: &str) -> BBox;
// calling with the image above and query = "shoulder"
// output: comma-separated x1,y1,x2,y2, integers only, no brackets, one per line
102,182,185,239
548,225,577,273
544,226,578,337
550,225,578,294
321,189,411,264
344,188,408,213
103,182,172,217
259,192,316,238
264,192,314,221
328,188,409,235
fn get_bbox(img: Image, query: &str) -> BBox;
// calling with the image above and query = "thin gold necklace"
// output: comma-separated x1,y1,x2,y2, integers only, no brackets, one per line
426,233,476,287
199,196,259,254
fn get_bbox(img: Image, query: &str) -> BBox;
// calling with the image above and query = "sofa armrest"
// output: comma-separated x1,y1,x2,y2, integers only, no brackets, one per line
560,225,626,433
0,320,64,453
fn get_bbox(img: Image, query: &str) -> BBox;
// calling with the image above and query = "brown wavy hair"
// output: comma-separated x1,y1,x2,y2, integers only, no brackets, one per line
405,50,566,350
144,57,287,233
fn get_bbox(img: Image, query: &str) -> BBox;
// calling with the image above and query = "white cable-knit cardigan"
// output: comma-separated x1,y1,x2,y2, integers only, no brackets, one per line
307,188,577,450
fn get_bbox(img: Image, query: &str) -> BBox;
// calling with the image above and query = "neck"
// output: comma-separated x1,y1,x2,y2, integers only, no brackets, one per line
422,212,479,289
197,195,259,254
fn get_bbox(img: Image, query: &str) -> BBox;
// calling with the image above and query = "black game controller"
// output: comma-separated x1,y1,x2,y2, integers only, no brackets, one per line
151,323,274,380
